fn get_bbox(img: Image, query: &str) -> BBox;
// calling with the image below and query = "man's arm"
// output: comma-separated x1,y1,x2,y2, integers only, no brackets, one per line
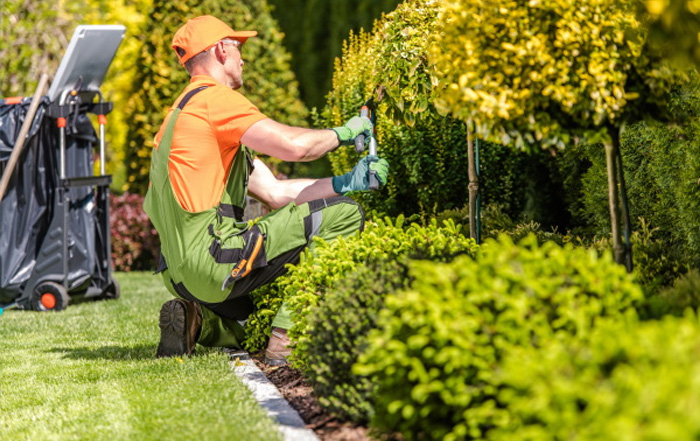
247,158,338,209
240,119,339,162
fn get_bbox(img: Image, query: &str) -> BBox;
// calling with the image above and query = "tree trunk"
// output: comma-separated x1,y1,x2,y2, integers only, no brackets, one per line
604,130,631,270
466,120,479,241
613,128,634,272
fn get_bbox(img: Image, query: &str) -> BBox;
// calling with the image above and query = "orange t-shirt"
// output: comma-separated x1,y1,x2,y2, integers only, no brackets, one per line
153,75,268,213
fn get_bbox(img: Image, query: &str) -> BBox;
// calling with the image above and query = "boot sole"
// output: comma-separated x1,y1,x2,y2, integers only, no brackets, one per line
156,300,189,358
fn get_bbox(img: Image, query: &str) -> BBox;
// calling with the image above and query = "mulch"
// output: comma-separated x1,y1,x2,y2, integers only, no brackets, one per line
253,356,371,441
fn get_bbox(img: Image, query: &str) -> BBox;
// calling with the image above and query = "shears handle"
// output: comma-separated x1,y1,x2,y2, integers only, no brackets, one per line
354,106,370,153
353,105,380,190
368,136,379,190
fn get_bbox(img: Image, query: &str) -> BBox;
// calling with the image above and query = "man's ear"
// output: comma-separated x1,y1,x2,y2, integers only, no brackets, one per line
212,42,227,64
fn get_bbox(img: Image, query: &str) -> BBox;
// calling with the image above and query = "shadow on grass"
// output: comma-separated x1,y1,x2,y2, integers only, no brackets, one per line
48,343,155,361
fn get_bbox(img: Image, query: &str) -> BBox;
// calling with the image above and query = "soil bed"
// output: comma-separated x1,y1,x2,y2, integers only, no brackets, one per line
253,356,370,441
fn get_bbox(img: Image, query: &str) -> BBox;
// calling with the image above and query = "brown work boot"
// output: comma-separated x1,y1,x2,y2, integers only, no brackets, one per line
264,327,291,366
156,298,202,358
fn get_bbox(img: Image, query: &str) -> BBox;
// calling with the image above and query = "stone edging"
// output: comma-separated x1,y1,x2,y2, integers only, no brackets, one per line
231,355,320,441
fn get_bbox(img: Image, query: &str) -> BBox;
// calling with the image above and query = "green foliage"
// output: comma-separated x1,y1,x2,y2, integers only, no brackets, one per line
286,217,476,368
430,0,680,149
318,1,469,217
641,0,700,70
124,0,308,194
320,1,570,222
492,313,700,441
572,77,700,269
303,258,408,423
646,269,700,318
304,228,476,423
627,220,689,295
243,216,477,354
439,203,573,246
356,235,643,440
267,0,401,110
1,2,65,97
85,0,154,192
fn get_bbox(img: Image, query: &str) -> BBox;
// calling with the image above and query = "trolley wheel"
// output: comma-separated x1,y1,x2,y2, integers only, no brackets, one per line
101,278,120,300
33,282,70,312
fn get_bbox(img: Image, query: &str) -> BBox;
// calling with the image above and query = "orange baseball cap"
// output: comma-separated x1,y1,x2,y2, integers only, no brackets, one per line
172,15,257,65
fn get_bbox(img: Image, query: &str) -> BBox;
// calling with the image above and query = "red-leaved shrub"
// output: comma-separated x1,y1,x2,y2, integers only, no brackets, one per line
110,192,159,271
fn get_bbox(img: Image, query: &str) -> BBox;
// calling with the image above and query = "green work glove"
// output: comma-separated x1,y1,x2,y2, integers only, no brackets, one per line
332,155,389,194
331,116,373,146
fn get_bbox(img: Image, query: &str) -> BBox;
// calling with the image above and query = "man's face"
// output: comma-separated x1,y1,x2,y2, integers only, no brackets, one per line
222,39,245,89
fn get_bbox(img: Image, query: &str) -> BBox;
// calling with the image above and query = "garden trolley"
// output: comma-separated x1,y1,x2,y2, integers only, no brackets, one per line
0,25,125,311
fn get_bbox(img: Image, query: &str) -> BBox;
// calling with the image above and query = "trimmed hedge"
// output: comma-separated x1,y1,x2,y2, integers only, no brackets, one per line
356,235,643,440
303,224,478,423
303,258,409,423
492,313,700,441
243,216,478,355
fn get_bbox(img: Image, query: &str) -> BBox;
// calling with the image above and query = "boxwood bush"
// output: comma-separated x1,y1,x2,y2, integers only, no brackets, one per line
492,313,700,441
356,235,643,440
303,258,409,423
243,216,478,355
303,226,477,423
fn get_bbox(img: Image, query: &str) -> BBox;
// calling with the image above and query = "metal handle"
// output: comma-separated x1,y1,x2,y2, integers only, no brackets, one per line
354,134,365,153
368,136,379,190
354,106,370,153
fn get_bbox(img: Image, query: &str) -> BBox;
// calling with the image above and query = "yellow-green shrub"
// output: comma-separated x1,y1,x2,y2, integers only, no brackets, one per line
243,216,477,354
429,0,679,149
318,1,471,217
492,313,700,441
303,230,478,423
357,235,643,440
319,0,569,221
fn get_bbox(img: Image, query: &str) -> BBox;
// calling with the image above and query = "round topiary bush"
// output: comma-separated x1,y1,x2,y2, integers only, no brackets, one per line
303,258,409,423
492,313,700,441
303,227,477,423
243,216,478,356
356,235,643,440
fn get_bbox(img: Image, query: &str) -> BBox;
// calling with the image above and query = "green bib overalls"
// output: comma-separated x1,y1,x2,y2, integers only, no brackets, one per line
144,86,364,348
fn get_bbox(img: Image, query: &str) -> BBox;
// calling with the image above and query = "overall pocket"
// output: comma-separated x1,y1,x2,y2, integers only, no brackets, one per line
211,225,268,290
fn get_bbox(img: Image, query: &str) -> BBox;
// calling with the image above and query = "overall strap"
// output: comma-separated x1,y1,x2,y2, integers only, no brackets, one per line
217,146,253,222
149,86,209,190
178,86,209,110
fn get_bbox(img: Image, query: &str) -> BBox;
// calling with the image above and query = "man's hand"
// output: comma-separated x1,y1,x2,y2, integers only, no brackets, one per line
331,155,389,195
331,116,373,146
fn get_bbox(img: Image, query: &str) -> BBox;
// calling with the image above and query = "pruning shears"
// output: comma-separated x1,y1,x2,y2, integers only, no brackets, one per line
354,86,385,191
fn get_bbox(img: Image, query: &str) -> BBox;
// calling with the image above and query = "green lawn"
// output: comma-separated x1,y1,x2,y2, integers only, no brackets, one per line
0,272,281,441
